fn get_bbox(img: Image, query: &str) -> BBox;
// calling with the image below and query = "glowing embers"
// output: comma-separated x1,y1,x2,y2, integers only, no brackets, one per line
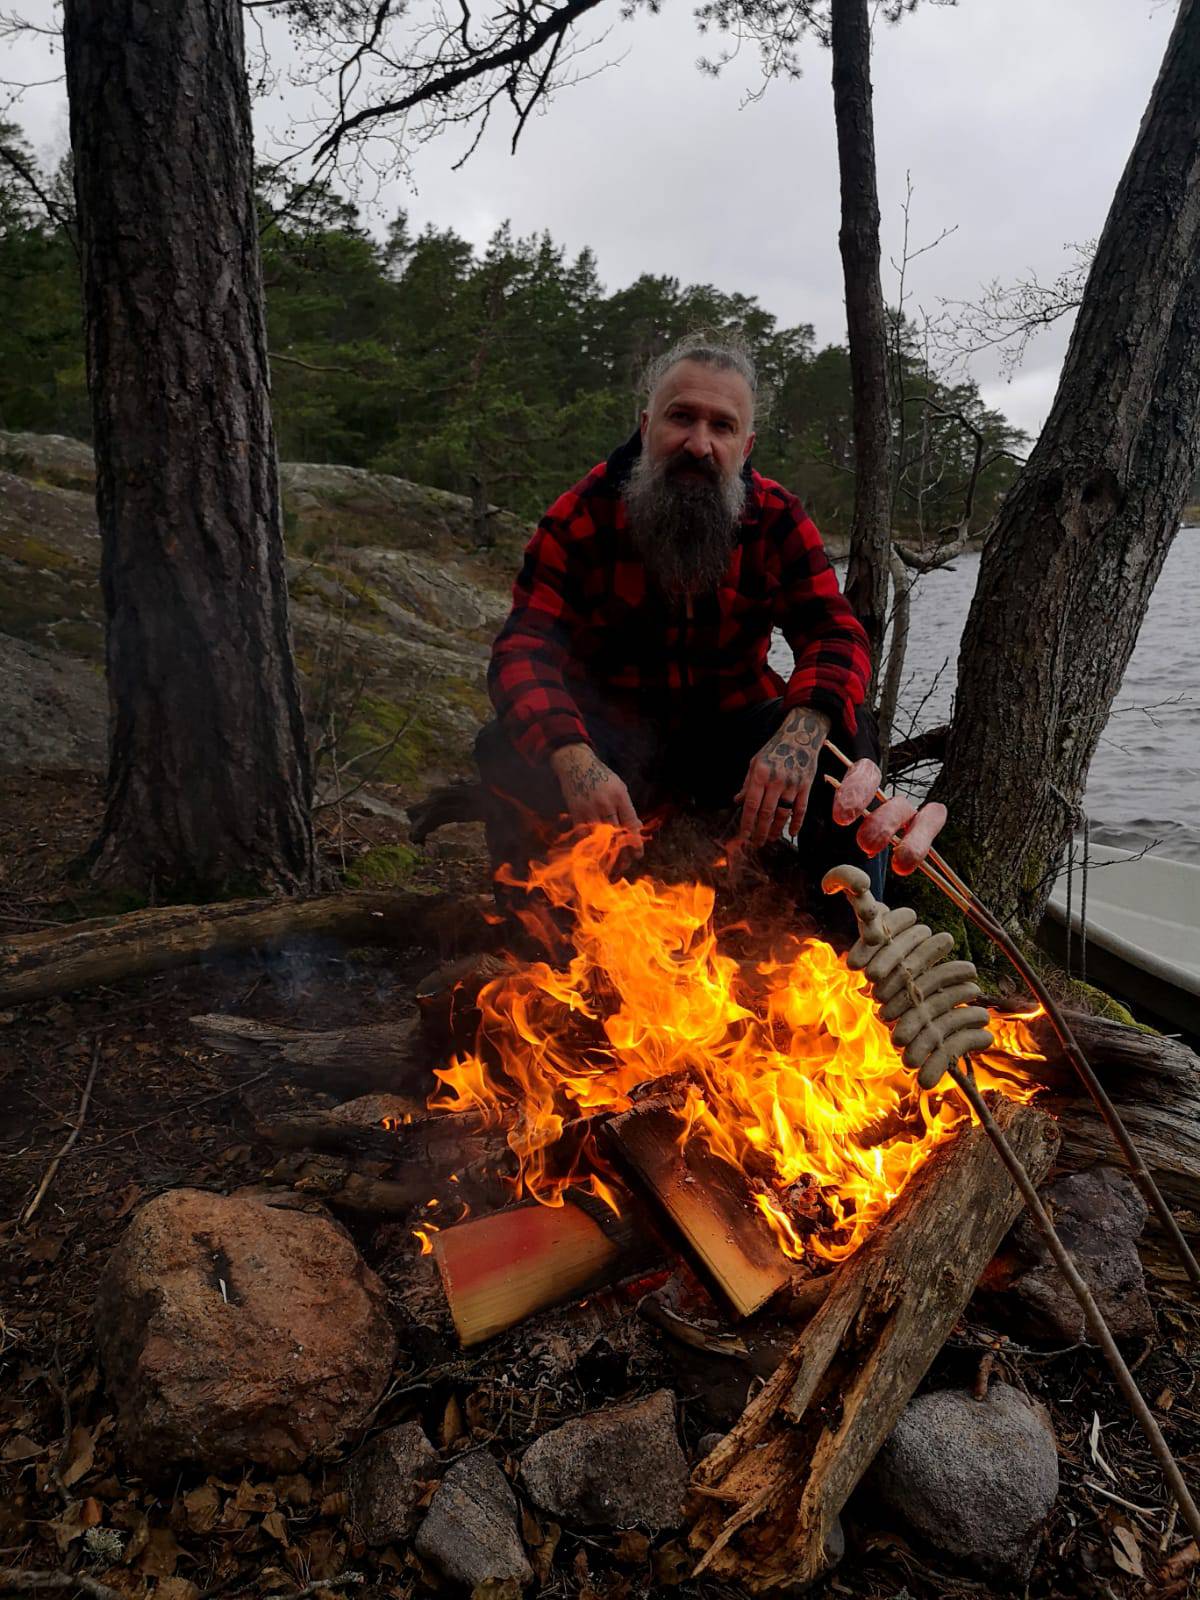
426,823,1040,1270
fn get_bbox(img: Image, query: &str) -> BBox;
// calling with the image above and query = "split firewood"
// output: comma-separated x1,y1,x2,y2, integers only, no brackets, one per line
605,1094,797,1319
433,1189,651,1346
0,888,470,1006
688,1097,1059,1592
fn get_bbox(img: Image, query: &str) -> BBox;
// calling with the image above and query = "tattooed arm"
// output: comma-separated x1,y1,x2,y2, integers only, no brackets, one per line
735,707,831,847
549,743,644,853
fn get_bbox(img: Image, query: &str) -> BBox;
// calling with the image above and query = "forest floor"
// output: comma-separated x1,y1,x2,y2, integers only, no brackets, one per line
2,769,1199,1600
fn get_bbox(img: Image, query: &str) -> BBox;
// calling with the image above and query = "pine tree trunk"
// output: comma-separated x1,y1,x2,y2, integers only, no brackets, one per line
931,0,1200,933
831,0,892,682
62,0,317,897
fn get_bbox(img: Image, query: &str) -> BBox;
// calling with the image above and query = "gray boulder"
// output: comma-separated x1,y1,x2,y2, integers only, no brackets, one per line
520,1389,689,1532
349,1420,438,1547
415,1451,532,1590
983,1165,1153,1341
866,1383,1059,1585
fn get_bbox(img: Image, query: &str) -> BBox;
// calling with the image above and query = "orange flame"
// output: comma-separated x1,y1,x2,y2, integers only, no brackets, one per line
430,825,1042,1264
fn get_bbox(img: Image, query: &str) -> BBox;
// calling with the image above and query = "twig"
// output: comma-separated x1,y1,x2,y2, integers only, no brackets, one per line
197,1571,364,1600
0,1569,123,1599
20,1039,100,1227
82,1069,273,1155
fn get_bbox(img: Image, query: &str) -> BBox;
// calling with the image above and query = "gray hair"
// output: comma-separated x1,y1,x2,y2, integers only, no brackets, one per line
643,334,760,419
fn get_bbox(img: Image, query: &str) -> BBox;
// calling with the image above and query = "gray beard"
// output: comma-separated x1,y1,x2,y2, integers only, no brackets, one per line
624,448,747,597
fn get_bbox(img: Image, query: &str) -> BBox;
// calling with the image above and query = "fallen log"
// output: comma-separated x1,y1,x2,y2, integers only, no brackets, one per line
192,1012,429,1098
688,1097,1059,1592
1021,1012,1200,1217
606,1095,796,1319
433,1190,649,1347
0,889,480,1007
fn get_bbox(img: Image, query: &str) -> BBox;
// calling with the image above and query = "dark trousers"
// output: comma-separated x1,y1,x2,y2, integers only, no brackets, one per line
475,698,885,917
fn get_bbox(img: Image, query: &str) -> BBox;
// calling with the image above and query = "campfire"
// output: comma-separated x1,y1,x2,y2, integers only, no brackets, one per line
392,824,1047,1339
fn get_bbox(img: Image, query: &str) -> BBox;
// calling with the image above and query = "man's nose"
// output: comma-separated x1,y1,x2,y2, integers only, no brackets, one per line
684,428,713,458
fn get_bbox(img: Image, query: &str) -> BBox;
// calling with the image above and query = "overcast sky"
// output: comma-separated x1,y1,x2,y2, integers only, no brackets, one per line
7,0,1178,438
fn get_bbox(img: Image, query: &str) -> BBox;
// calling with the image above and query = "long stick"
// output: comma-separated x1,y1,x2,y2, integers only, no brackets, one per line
823,744,1200,1291
946,1063,1200,1545
20,1038,101,1227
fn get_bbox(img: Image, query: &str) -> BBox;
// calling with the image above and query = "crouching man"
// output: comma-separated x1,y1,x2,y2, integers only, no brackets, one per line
475,334,946,902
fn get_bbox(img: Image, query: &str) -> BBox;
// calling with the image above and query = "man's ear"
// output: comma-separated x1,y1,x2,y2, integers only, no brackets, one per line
639,408,649,442
742,430,756,462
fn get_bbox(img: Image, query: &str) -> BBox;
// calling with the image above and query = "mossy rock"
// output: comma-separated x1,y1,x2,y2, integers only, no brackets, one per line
344,843,420,888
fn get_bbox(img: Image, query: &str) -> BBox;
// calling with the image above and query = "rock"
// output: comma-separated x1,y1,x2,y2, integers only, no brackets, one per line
349,1420,439,1547
520,1389,689,1532
866,1383,1059,1584
981,1165,1153,1341
414,1451,532,1590
0,635,106,770
95,1188,396,1474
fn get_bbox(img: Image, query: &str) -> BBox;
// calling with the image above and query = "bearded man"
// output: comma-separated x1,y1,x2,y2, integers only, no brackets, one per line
475,336,946,899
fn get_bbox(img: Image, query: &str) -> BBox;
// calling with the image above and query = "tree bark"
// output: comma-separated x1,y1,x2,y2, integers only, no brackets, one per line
831,0,893,681
62,0,317,897
931,0,1200,931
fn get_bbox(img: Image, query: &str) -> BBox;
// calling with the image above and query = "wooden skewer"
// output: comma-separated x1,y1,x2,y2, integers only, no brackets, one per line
821,743,1200,1293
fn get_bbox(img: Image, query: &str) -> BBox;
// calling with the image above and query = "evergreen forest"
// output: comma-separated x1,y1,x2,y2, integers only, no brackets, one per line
0,130,1025,542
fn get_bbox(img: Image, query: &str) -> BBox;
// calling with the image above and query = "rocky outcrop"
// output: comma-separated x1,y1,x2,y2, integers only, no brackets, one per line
0,435,530,782
95,1188,396,1475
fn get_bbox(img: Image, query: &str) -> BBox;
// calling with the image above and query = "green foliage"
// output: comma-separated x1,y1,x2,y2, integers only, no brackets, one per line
1,153,1022,536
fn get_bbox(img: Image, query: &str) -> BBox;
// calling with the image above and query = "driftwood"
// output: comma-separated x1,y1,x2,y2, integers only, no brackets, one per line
688,1098,1059,1591
0,889,479,1007
606,1095,796,1318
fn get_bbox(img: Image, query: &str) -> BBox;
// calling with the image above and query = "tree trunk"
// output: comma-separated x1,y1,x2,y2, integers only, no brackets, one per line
62,0,317,897
931,0,1200,931
831,0,893,680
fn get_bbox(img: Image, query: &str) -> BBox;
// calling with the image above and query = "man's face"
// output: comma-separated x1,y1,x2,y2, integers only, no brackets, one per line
640,360,756,484
623,359,755,596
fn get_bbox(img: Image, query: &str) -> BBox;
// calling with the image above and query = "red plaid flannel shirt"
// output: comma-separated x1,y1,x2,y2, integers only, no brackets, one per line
489,434,871,763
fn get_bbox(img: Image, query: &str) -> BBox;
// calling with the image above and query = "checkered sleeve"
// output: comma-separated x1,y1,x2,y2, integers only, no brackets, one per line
487,491,593,764
769,488,872,737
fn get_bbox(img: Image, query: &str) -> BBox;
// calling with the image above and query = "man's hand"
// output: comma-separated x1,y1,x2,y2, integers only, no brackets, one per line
549,743,644,853
735,707,831,846
830,759,948,874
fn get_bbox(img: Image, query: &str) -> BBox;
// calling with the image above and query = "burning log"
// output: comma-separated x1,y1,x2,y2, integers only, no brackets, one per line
605,1096,797,1319
433,1191,650,1347
688,1097,1059,1593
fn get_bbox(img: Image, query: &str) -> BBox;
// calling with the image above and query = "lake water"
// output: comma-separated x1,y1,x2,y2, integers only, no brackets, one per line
770,532,1200,864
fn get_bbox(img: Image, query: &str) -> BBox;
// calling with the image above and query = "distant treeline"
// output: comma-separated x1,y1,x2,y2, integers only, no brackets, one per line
1,133,1027,540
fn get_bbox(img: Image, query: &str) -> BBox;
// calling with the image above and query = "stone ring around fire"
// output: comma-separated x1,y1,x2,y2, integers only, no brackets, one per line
821,863,994,1090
